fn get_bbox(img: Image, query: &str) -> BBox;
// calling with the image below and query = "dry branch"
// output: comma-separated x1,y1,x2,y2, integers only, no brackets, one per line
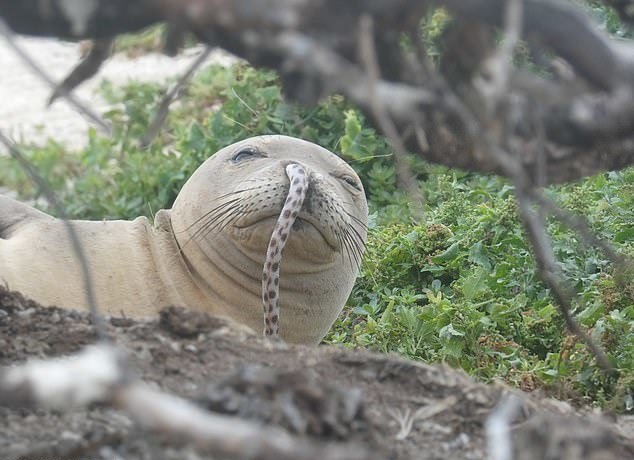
486,395,522,460
0,344,377,460
604,0,634,26
141,46,213,147
48,36,114,106
0,18,111,135
1,0,634,182
358,15,425,220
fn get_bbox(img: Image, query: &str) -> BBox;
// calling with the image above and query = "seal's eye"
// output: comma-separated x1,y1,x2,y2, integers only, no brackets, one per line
340,174,361,190
232,146,260,162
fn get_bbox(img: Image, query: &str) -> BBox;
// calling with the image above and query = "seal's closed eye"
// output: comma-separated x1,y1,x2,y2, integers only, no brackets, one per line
232,146,262,162
339,174,361,191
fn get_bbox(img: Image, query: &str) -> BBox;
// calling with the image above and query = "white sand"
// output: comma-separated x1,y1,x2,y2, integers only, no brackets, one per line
0,36,236,151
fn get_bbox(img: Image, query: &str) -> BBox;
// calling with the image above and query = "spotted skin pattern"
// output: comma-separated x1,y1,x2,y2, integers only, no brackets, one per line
262,163,308,336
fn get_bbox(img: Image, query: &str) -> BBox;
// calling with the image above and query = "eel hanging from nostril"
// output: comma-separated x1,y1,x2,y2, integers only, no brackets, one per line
262,163,308,337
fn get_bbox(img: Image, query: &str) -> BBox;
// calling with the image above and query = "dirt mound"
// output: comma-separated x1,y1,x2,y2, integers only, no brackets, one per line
0,286,631,460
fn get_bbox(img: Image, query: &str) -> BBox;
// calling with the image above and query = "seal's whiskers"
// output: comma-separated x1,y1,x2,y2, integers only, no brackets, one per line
262,163,307,337
178,187,260,250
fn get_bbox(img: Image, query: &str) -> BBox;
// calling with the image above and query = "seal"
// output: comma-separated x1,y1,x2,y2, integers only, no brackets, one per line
0,135,368,344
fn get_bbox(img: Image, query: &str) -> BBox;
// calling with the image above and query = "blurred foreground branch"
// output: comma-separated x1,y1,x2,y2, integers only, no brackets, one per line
1,0,634,183
0,344,376,460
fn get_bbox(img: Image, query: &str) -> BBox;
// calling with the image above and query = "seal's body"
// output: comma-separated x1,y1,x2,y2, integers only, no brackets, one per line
0,207,196,317
0,136,368,344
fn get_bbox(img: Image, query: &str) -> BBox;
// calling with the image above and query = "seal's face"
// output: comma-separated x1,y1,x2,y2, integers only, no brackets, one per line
171,135,368,344
225,137,366,267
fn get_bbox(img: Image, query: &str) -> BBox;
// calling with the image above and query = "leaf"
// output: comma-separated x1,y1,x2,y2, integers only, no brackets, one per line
614,227,634,243
439,323,464,339
431,279,442,291
462,268,488,301
468,241,491,270
432,242,460,263
185,122,206,152
255,85,280,105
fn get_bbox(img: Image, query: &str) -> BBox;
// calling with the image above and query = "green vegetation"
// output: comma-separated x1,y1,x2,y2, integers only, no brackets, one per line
579,0,632,38
113,24,167,57
1,62,632,412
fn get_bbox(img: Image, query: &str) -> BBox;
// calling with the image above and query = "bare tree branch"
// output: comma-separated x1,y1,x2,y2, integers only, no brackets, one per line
480,139,616,373
436,0,626,89
0,18,111,135
48,37,113,106
486,395,522,460
2,0,634,182
598,0,634,26
358,15,424,220
513,176,615,375
141,46,212,147
532,191,626,267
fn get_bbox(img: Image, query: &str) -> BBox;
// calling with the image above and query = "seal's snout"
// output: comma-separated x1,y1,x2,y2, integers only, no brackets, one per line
278,162,326,217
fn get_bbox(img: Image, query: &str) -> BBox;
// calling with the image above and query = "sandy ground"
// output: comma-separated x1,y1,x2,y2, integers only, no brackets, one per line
0,36,236,151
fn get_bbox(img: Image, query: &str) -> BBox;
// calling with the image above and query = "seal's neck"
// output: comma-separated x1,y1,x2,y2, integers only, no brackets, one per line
152,210,264,325
158,209,356,345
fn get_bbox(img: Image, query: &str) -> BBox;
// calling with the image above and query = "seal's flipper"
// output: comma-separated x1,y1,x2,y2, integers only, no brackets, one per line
0,195,51,239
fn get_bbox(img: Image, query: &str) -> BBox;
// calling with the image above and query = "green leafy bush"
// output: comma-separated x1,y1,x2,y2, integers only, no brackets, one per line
0,63,631,412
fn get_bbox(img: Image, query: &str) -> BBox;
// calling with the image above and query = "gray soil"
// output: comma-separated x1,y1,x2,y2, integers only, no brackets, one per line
0,286,632,460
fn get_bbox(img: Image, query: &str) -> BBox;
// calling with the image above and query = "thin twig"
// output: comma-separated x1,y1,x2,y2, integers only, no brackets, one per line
390,395,458,440
488,144,616,375
140,46,212,147
460,0,615,375
406,16,616,374
358,15,425,221
514,188,614,373
48,37,114,106
534,108,548,189
405,17,617,374
532,190,626,266
0,131,109,342
499,0,523,95
0,18,112,136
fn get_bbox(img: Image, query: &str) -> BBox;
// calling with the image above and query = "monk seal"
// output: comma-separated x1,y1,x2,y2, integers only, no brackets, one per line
0,135,368,344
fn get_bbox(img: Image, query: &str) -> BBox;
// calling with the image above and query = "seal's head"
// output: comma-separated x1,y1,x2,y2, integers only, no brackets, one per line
171,135,368,344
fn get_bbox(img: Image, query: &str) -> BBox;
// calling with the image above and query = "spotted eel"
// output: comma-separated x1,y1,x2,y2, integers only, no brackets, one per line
262,163,308,337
